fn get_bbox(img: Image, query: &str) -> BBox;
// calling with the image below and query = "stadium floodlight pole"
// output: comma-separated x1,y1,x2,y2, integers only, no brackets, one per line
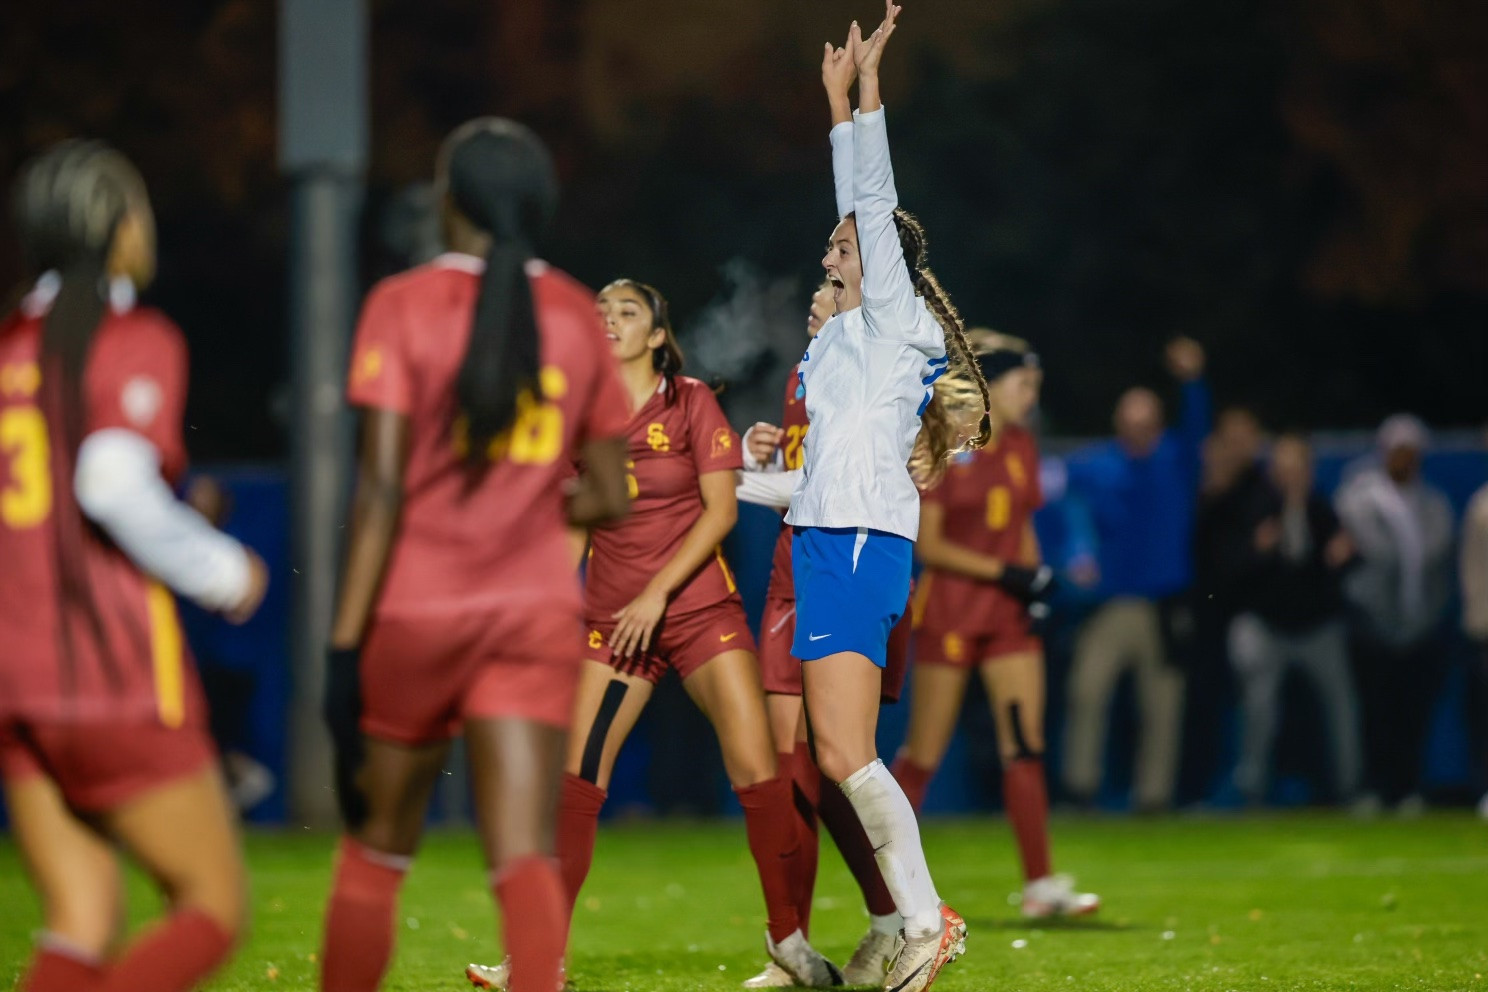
279,0,367,826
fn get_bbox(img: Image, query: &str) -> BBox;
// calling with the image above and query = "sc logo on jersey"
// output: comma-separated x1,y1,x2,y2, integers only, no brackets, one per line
646,423,670,451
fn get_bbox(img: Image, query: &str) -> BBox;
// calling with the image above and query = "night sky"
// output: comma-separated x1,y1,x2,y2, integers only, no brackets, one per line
2,0,1484,459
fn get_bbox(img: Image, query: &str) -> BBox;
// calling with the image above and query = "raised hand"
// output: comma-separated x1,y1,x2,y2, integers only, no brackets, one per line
854,1,902,78
821,25,858,98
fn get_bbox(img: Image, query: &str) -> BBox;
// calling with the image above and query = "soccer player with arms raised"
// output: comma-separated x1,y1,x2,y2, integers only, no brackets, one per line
318,119,631,992
0,141,268,992
790,6,988,989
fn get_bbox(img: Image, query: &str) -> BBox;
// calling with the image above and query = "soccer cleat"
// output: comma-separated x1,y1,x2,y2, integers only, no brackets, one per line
766,929,845,987
1022,874,1100,919
840,929,898,985
742,960,799,988
466,959,570,992
466,960,509,990
882,904,966,992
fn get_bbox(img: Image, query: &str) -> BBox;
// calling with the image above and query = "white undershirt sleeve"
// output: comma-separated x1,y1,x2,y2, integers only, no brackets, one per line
74,428,253,613
736,468,799,511
740,424,784,473
831,120,855,220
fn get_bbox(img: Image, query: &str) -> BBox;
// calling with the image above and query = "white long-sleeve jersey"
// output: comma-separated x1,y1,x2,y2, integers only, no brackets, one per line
784,107,946,542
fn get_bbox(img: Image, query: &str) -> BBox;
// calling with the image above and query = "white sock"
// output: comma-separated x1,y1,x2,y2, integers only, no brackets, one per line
869,912,903,936
840,760,942,939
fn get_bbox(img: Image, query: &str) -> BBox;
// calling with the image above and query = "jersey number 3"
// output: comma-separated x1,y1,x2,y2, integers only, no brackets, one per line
0,406,52,529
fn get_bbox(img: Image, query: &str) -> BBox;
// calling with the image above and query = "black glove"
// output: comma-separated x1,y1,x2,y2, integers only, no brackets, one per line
323,646,368,831
1000,564,1058,636
999,563,1056,601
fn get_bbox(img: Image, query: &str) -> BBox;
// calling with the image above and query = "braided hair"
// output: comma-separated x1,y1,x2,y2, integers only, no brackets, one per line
11,139,151,691
600,278,686,405
890,208,992,479
438,118,558,467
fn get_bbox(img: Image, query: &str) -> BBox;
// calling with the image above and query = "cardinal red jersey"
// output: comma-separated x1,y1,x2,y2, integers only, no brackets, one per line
0,297,204,729
764,364,811,603
915,425,1043,637
347,254,628,619
584,376,743,621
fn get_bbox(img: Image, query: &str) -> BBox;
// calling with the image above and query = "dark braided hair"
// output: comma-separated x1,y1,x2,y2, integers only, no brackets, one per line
438,118,558,467
11,139,151,693
889,207,992,471
601,278,686,405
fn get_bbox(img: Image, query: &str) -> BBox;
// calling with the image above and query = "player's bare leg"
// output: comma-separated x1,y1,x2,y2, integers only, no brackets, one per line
6,775,123,990
806,650,964,992
890,664,972,810
323,737,450,992
97,766,245,992
686,650,841,987
982,651,1098,918
468,662,654,991
466,717,569,992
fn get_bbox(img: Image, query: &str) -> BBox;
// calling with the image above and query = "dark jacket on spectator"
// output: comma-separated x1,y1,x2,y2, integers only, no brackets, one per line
1237,488,1347,633
1195,461,1270,616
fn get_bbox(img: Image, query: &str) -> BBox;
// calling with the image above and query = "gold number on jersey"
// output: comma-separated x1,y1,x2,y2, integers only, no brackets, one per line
985,485,1011,532
0,405,52,529
783,424,808,471
646,423,671,452
452,366,567,466
625,458,639,499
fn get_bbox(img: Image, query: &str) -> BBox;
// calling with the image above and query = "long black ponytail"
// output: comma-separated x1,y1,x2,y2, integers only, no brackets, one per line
11,139,149,692
439,119,558,465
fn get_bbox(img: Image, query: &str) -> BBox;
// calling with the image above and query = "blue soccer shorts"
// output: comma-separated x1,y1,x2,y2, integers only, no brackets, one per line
791,526,913,667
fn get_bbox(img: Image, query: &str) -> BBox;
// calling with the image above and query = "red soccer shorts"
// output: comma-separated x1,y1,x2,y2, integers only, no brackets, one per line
360,604,584,745
0,719,216,814
583,597,756,684
757,593,911,703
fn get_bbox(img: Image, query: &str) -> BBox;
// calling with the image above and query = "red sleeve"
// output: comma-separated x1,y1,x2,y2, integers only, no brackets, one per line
346,282,413,414
685,383,743,474
86,312,189,481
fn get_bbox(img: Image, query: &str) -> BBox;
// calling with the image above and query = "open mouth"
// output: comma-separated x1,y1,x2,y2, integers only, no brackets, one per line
605,333,620,343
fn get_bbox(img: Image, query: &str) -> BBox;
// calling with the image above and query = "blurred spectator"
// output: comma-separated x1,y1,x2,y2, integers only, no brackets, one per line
1461,468,1488,819
1336,415,1455,814
1059,339,1210,811
1181,406,1268,803
1228,434,1361,804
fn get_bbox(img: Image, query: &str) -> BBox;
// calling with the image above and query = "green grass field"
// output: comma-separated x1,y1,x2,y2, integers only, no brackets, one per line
2,813,1486,991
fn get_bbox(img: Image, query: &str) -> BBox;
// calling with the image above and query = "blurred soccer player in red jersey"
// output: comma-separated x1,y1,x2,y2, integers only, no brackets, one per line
468,279,841,991
735,281,912,986
892,331,1099,919
0,141,269,992
318,119,631,992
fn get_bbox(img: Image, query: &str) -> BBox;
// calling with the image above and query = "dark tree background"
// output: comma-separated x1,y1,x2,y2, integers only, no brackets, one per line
2,0,1484,458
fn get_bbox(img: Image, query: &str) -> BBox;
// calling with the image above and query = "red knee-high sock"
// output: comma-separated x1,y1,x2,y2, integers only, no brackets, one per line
495,856,568,992
1003,757,1052,881
890,754,935,814
789,742,822,935
817,773,897,917
736,775,803,943
557,773,607,920
20,937,103,992
98,909,233,992
321,838,409,992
